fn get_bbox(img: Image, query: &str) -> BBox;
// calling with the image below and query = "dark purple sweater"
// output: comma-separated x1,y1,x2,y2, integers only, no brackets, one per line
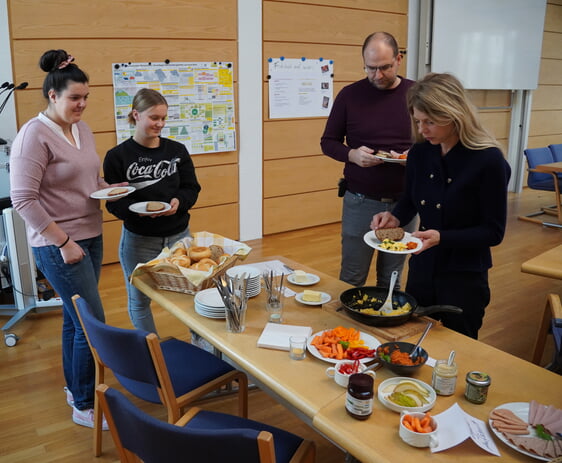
320,77,414,198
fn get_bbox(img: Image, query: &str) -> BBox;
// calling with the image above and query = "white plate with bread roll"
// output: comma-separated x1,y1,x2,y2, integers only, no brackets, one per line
90,186,136,200
363,230,422,255
129,201,171,215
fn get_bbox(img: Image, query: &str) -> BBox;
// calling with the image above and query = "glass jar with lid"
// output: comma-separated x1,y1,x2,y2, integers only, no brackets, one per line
464,371,491,404
432,359,458,396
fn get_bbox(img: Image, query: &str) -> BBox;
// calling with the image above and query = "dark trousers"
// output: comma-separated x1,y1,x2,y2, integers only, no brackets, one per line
406,269,490,339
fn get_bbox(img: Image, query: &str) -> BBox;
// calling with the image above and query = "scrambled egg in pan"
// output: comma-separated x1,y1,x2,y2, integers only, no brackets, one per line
351,293,412,317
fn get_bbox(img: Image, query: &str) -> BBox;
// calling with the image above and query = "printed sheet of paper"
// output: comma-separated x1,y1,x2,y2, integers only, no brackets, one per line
268,58,333,119
112,61,236,155
432,402,500,455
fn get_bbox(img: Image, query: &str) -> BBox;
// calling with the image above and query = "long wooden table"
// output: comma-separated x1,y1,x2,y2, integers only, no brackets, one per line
521,245,562,366
133,257,562,463
521,244,562,280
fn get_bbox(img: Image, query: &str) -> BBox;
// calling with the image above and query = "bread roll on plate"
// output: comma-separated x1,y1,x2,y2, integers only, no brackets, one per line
374,227,405,241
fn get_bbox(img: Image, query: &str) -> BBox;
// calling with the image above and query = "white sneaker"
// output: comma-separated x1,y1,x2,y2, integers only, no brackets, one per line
64,387,74,407
72,406,109,431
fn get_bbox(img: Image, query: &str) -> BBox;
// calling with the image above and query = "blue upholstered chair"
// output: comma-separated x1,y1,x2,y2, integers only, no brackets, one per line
72,295,248,457
519,147,562,226
549,143,562,163
97,384,316,463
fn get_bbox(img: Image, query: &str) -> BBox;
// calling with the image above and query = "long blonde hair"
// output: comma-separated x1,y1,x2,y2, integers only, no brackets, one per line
407,73,502,151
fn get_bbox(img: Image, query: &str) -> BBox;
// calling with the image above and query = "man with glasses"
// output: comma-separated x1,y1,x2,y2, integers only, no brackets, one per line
321,31,416,288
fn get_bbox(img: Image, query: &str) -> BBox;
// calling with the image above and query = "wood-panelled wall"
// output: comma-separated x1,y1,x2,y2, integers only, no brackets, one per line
7,0,562,250
528,0,562,148
261,0,515,235
8,0,240,264
262,0,409,235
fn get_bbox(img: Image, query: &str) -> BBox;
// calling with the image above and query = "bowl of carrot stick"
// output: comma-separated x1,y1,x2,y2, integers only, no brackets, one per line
376,341,428,375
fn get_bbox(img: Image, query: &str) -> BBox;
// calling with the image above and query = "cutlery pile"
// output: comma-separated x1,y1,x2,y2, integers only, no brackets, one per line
213,273,249,332
262,270,285,305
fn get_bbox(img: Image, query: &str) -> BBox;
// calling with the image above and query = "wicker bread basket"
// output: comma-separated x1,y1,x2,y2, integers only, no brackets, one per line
147,255,239,294
132,231,252,295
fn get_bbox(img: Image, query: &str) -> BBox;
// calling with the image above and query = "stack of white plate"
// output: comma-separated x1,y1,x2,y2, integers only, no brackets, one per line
226,265,261,298
194,288,226,319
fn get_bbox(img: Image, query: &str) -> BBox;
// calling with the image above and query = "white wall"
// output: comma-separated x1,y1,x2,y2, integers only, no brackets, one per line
0,0,17,144
237,0,263,241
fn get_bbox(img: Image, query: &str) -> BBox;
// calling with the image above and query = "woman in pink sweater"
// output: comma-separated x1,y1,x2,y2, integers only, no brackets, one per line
10,49,122,429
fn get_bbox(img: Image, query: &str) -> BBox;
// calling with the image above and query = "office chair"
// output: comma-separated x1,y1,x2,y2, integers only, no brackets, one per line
549,143,562,163
72,295,248,456
518,147,562,226
97,384,316,463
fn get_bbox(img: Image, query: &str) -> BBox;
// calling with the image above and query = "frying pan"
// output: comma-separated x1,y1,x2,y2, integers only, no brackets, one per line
339,286,462,327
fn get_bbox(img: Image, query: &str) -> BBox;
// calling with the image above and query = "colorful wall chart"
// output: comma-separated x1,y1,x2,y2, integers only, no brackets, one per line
268,57,333,119
112,61,236,154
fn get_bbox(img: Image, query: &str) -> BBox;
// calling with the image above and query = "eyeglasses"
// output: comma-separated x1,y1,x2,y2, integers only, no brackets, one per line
364,62,395,74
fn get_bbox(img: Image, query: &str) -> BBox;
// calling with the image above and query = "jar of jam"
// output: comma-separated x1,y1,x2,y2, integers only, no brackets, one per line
464,371,491,404
432,359,458,396
345,373,374,420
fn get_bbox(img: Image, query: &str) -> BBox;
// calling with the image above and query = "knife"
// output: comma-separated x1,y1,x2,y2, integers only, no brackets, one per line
283,264,294,273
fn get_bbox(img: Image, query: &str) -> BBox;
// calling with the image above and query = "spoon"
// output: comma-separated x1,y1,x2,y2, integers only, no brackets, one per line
409,321,433,360
447,350,456,366
380,270,398,315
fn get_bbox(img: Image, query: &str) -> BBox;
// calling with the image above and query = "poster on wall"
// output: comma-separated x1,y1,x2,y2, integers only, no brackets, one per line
268,57,333,119
112,61,236,154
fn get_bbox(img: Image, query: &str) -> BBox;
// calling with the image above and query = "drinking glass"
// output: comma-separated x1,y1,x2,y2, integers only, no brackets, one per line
289,336,307,360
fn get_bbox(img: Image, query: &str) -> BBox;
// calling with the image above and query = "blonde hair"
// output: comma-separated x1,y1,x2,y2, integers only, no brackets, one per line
407,73,502,151
127,88,168,125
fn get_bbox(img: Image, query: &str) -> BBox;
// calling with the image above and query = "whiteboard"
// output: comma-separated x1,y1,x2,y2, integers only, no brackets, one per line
431,0,546,90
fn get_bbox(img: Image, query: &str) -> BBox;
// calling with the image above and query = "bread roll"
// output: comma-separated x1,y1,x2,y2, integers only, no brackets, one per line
172,246,187,257
191,261,213,272
146,201,165,212
108,187,129,196
198,257,217,267
374,227,405,241
170,255,191,267
188,246,212,261
209,244,224,262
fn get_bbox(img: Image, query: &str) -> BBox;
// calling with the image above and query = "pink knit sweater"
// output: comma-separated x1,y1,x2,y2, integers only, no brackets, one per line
10,116,104,247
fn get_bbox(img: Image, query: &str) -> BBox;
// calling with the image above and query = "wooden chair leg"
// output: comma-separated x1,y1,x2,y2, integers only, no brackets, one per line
532,294,562,365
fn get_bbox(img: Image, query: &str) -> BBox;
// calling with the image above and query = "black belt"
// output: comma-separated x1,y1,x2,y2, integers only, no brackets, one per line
348,190,395,203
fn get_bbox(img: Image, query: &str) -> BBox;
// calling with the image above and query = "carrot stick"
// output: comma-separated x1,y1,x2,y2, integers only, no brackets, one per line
336,343,344,360
413,417,423,433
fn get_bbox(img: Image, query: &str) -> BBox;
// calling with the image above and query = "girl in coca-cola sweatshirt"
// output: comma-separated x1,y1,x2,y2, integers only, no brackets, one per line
104,88,200,333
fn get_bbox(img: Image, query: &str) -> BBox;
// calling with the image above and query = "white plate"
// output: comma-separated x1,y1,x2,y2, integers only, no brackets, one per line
363,231,422,255
195,288,225,308
374,154,407,163
226,265,261,279
295,291,331,306
377,377,436,413
488,402,548,461
129,201,171,215
287,273,320,286
90,186,135,200
307,329,380,364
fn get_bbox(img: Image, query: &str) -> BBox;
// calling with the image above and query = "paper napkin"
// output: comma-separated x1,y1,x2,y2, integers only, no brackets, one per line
257,323,313,351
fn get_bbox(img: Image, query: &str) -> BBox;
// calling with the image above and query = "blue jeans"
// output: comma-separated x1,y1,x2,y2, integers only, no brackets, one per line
340,191,417,288
33,235,105,410
119,226,191,333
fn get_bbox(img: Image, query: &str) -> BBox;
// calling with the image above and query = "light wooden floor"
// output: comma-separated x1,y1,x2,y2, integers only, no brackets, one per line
1,188,561,463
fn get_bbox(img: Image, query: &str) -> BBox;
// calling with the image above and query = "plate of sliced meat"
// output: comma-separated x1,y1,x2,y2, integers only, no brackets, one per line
489,402,562,461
